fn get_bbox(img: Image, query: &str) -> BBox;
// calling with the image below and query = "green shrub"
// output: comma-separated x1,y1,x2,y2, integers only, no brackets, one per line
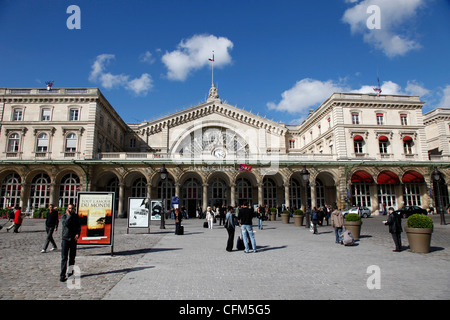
270,207,277,213
345,213,361,222
282,210,290,214
294,209,304,215
407,214,433,229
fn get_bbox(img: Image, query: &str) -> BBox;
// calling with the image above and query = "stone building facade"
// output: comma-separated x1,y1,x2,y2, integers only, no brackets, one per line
0,86,448,217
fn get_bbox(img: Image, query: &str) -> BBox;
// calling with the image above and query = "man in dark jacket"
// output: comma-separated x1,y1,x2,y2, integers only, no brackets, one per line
384,207,403,252
41,204,59,253
60,204,81,282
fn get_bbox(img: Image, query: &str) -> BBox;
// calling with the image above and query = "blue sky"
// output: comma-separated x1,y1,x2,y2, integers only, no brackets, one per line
0,0,449,124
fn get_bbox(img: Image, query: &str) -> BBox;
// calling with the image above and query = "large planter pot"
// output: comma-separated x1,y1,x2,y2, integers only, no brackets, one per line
281,213,290,224
405,227,433,253
293,215,304,226
271,213,276,221
344,221,362,240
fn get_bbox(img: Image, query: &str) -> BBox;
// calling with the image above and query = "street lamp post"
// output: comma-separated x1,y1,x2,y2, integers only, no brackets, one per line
433,167,446,225
160,164,168,229
301,165,310,228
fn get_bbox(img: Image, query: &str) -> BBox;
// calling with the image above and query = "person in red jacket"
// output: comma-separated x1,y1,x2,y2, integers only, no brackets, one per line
12,205,22,233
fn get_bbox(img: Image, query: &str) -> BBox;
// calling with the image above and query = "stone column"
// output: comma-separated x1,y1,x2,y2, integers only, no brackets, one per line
118,183,125,218
284,183,290,209
370,184,379,214
50,182,57,207
310,182,316,208
202,183,208,210
230,183,236,207
258,184,263,205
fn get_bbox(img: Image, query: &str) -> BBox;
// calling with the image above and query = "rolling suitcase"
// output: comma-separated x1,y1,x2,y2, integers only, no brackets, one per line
203,221,208,228
177,225,184,235
236,232,252,250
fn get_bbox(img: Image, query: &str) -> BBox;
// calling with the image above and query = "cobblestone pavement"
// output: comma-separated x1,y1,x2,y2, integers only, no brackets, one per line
1,214,449,300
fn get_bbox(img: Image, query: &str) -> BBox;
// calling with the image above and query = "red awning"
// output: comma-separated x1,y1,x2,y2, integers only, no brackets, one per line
351,170,374,183
402,170,424,183
353,135,364,141
378,135,388,142
403,136,413,142
377,171,400,184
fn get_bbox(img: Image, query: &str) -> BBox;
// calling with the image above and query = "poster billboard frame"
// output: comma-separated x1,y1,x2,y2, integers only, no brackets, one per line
127,197,151,233
150,199,163,221
76,191,115,252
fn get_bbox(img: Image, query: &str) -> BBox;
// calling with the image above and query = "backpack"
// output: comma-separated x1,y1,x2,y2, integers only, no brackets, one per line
342,230,355,246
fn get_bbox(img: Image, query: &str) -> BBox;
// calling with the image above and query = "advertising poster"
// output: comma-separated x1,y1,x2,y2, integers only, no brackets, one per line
77,192,115,245
128,197,150,228
151,200,163,220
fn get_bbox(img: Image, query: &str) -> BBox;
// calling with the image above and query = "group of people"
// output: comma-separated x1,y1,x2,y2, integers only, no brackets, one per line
2,203,81,282
2,205,23,233
330,206,403,251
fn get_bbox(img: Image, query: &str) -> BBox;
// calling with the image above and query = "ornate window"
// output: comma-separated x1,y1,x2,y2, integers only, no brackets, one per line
36,133,49,152
176,127,249,159
65,133,77,152
7,133,20,152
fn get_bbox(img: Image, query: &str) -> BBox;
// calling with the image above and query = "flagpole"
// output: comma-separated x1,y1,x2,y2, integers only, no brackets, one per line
209,51,214,86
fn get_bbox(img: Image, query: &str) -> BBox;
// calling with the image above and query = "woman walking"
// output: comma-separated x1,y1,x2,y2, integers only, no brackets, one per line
225,206,236,252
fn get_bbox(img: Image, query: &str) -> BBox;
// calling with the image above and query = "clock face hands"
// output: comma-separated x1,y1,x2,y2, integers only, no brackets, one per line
213,148,226,158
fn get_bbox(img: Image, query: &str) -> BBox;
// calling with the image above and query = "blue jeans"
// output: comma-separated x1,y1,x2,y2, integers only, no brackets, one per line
241,224,257,252
334,227,343,243
258,218,263,229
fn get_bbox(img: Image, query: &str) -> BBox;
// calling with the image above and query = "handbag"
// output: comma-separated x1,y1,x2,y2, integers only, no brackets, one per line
310,221,314,233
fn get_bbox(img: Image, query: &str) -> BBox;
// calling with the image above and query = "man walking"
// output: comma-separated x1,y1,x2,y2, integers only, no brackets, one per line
41,204,59,252
238,202,257,253
60,204,81,282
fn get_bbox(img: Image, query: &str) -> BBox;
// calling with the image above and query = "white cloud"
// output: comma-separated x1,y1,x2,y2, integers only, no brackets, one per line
89,54,153,95
267,78,348,114
438,85,450,108
405,80,430,97
342,0,425,57
268,78,432,116
126,73,153,96
162,34,234,81
139,51,155,64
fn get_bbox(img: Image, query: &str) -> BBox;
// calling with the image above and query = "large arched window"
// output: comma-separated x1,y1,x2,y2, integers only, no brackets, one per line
263,177,277,207
59,173,81,207
36,133,49,152
289,178,302,209
315,178,325,208
209,178,227,206
31,173,51,208
0,173,21,208
236,178,252,205
132,177,147,198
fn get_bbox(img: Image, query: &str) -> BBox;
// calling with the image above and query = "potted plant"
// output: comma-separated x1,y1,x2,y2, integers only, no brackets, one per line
281,210,290,224
405,214,434,253
270,207,277,221
293,209,304,226
344,213,362,240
